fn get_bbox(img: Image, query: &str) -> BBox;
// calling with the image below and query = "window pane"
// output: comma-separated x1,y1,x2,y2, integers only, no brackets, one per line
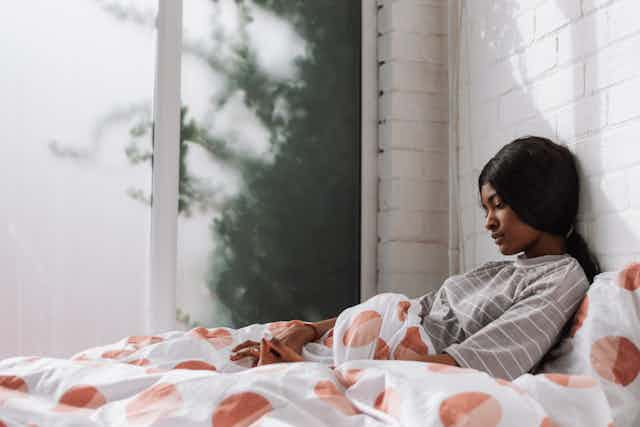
0,0,156,357
178,0,361,328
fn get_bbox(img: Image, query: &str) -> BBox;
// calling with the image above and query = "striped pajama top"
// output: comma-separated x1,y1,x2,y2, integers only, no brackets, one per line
419,253,589,380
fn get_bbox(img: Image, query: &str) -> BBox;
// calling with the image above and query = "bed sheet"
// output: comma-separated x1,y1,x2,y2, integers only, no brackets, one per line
0,293,614,426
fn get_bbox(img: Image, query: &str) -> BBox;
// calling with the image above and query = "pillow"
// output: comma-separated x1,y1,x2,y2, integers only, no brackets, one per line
539,263,640,427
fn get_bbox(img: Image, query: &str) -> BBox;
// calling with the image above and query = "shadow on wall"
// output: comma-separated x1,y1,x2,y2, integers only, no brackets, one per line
459,0,639,272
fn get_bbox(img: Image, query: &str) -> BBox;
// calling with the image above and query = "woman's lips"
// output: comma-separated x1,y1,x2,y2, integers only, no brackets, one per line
492,234,504,245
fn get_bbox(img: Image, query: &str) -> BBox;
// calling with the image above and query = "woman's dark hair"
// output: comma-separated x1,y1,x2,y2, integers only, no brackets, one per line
478,136,600,283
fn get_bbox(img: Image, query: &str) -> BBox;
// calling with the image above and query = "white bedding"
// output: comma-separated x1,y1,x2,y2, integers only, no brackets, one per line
0,292,618,426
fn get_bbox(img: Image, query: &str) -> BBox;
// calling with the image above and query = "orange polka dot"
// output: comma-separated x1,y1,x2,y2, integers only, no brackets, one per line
212,392,272,427
569,296,589,337
126,383,182,425
323,329,334,348
191,327,233,350
127,336,163,349
54,385,106,412
618,263,640,291
591,336,640,386
439,392,502,427
374,338,390,360
335,369,363,388
540,417,554,427
544,374,597,388
174,360,216,371
0,376,28,393
101,349,135,359
374,388,402,418
0,421,6,427
342,311,382,347
393,327,430,361
313,381,360,416
397,301,411,322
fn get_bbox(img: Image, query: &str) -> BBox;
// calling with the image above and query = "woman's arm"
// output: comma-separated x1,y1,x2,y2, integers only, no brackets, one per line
305,317,336,340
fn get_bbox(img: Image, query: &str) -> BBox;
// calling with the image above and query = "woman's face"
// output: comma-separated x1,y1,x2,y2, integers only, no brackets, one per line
480,183,543,256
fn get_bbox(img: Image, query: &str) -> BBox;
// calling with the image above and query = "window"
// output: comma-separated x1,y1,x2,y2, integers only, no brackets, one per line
0,0,369,357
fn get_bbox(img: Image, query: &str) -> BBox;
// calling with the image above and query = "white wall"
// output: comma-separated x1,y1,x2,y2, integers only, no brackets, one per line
456,0,640,272
377,0,450,297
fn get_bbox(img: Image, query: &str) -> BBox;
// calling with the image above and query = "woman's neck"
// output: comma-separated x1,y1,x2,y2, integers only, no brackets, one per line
524,232,566,258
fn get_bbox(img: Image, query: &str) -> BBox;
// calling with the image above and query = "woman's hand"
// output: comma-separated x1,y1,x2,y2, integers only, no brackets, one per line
230,320,316,366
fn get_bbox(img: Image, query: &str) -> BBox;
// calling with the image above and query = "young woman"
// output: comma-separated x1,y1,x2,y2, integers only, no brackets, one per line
231,136,599,380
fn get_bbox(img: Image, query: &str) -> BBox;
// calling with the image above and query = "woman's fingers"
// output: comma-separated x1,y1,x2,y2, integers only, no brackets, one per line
232,340,260,352
230,346,259,361
257,338,280,366
268,337,304,362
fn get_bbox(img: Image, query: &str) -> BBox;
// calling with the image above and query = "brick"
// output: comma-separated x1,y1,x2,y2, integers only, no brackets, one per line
380,179,447,211
574,121,640,176
379,91,448,122
629,165,640,209
592,171,629,215
379,61,447,92
378,210,423,240
500,87,538,125
379,120,448,150
609,0,640,42
520,34,558,81
475,61,516,101
378,32,447,64
531,63,585,111
379,241,449,273
488,10,535,60
592,211,640,255
379,149,424,178
608,77,640,124
535,0,582,38
556,93,607,140
422,211,449,242
500,64,582,125
507,115,557,141
423,150,448,181
557,9,609,65
378,2,446,35
585,34,640,92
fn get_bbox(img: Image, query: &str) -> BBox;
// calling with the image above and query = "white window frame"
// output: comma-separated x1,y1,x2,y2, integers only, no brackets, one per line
147,0,377,333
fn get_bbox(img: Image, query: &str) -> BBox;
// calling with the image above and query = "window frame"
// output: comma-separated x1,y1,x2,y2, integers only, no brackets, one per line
148,0,376,333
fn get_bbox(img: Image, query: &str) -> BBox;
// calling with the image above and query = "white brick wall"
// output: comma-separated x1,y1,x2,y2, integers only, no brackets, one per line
456,0,640,272
377,0,449,297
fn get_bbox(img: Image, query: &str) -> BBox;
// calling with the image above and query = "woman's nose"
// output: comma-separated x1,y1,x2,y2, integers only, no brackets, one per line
485,211,498,231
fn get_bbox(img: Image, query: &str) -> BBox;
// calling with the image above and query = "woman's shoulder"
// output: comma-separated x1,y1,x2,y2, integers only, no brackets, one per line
518,255,589,304
463,260,514,277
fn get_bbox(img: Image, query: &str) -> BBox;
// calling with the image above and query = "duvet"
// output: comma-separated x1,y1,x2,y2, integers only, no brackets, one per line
0,293,614,427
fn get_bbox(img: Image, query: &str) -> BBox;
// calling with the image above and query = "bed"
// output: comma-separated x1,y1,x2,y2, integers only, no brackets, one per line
0,263,638,427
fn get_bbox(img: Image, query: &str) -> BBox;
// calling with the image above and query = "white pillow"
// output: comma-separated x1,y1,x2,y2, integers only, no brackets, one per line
539,263,640,427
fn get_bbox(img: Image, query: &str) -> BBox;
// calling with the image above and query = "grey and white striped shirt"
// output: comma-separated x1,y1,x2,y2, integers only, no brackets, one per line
419,254,588,380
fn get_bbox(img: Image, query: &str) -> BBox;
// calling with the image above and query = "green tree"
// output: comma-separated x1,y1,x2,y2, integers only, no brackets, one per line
207,0,361,326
